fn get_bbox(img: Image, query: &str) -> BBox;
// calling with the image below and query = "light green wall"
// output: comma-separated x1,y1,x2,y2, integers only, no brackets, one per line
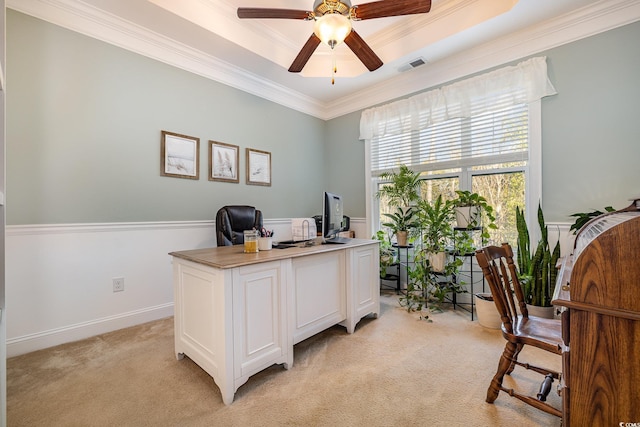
541,21,640,220
8,10,640,225
324,110,366,218
7,10,326,224
326,21,640,222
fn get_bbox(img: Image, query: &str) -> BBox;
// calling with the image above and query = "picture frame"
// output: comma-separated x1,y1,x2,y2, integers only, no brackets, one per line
160,131,200,180
246,148,271,186
209,141,239,183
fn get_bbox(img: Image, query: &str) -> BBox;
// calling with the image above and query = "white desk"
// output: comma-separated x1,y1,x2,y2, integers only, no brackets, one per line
169,239,380,404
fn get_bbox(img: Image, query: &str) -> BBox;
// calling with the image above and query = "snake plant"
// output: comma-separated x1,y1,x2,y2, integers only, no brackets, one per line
516,203,560,307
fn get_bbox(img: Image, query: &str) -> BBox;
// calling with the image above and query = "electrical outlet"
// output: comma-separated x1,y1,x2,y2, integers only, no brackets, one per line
113,277,125,292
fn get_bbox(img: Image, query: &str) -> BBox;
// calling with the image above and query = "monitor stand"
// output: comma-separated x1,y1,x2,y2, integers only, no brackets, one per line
322,236,351,244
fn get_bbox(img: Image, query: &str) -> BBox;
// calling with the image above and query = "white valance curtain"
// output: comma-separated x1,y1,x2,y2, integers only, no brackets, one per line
359,57,557,140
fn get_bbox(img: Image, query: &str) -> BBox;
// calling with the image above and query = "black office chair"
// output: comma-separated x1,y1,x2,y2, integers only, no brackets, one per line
216,205,263,246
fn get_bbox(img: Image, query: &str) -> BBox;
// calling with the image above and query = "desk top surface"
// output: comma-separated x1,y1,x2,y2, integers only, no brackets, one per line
170,238,378,269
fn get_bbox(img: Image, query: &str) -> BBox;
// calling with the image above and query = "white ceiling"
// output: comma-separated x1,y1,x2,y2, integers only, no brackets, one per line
9,0,640,119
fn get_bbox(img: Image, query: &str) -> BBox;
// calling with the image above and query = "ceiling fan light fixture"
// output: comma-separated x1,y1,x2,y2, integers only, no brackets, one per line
313,13,352,49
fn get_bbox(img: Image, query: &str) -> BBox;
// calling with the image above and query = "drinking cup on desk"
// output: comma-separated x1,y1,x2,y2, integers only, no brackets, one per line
258,237,272,251
243,230,259,253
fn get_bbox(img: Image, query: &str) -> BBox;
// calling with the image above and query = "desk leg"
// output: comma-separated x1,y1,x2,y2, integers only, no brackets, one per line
221,386,235,406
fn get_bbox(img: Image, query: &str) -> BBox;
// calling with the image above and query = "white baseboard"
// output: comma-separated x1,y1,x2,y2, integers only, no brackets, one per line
7,303,174,358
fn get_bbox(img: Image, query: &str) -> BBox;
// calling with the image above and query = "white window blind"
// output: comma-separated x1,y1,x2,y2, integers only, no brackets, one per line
372,100,529,174
360,57,557,176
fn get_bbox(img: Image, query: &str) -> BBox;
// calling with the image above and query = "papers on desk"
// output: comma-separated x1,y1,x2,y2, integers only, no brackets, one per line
291,218,317,241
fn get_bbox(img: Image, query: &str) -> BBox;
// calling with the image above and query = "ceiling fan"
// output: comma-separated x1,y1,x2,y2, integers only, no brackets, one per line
237,0,432,74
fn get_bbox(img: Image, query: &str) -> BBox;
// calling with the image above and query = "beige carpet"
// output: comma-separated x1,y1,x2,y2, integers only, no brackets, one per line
7,293,562,426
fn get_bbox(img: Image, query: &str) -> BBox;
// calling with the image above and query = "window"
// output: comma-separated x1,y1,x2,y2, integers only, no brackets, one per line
362,57,557,243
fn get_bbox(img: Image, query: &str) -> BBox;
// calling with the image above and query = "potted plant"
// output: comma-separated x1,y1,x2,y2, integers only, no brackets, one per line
399,195,465,316
381,206,418,247
376,165,421,210
515,203,561,317
402,243,465,316
373,229,396,278
451,190,497,241
415,195,454,272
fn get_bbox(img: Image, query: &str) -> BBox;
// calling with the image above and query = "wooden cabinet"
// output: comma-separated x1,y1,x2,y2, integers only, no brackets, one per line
346,244,379,332
173,259,291,405
553,204,640,426
291,251,346,344
232,262,289,385
170,240,379,405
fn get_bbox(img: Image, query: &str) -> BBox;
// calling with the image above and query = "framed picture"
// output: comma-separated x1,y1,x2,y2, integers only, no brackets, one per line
209,141,239,183
160,131,200,180
246,148,271,186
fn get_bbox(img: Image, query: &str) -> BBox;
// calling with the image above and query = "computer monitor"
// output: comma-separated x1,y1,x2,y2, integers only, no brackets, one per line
322,191,349,244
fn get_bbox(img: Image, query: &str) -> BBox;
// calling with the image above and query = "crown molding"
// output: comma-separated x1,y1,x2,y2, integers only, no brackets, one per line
8,0,640,121
326,0,640,119
8,0,327,117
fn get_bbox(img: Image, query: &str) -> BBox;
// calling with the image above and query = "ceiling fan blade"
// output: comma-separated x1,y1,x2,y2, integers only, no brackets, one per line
344,30,383,72
237,8,311,20
352,0,431,20
288,34,321,73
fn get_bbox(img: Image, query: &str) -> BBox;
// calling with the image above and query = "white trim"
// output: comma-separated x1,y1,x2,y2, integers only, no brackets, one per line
364,141,374,239
527,99,543,242
547,221,575,260
8,0,640,120
327,0,640,119
6,220,214,357
5,217,360,237
6,303,174,357
6,220,215,235
7,0,325,119
5,218,368,358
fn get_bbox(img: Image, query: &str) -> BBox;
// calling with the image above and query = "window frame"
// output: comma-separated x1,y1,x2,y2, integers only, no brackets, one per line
366,100,542,240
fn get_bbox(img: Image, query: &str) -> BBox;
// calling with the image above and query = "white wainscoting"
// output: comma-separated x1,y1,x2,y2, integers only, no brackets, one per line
549,222,576,257
5,218,367,357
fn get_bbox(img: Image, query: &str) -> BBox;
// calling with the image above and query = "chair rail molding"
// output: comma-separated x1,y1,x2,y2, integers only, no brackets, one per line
5,218,366,357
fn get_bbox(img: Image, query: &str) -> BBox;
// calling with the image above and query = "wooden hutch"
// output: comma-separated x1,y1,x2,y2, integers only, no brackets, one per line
553,199,640,426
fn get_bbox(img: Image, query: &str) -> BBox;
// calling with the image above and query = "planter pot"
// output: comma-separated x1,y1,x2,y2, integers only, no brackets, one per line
475,293,502,329
396,230,409,247
427,251,447,273
380,253,395,265
455,206,479,228
526,304,555,319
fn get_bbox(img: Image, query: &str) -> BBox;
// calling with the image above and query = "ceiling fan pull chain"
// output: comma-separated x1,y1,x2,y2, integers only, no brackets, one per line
332,51,337,85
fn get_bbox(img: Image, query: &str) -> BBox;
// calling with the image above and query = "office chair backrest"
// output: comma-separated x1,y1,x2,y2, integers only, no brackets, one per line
216,205,263,246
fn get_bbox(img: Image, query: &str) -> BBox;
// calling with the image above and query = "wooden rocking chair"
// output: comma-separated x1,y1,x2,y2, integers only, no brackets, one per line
475,243,562,417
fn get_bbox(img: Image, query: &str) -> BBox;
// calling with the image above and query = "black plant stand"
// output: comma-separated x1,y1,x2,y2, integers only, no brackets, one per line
380,244,413,294
449,227,485,320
